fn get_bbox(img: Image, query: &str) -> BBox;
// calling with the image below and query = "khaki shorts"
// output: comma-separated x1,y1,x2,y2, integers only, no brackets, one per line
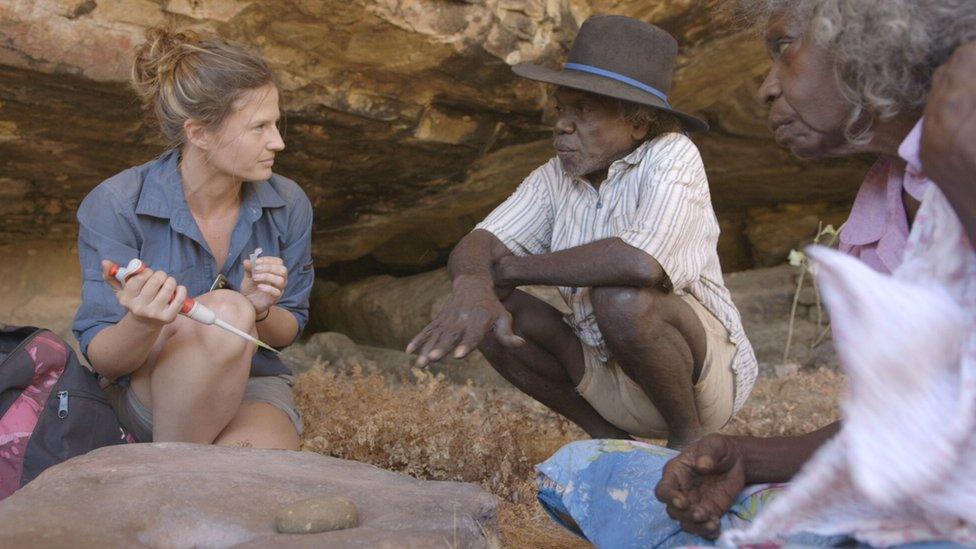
106,374,303,443
576,293,737,439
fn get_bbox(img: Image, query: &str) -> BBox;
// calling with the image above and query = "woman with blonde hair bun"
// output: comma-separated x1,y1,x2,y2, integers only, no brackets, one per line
72,27,313,449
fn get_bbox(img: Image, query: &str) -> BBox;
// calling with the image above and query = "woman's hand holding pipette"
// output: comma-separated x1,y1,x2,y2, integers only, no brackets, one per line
101,259,187,327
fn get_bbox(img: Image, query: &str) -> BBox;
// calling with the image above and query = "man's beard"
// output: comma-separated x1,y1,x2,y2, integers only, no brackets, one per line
557,150,607,178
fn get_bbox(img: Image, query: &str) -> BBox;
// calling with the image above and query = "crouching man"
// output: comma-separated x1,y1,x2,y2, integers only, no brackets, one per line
408,16,757,448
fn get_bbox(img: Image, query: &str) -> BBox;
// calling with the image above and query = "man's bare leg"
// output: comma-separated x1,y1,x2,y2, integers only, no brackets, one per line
479,290,631,439
591,286,706,448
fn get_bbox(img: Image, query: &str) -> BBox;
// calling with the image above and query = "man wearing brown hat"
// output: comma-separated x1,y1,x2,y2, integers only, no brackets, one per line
408,15,757,448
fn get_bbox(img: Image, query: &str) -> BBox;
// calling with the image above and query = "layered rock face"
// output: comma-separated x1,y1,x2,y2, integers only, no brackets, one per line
304,264,838,374
0,0,869,275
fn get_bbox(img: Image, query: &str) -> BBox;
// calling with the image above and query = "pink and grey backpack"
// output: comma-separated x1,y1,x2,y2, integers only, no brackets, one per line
0,326,131,500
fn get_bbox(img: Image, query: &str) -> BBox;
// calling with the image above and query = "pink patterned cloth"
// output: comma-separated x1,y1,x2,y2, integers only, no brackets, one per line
0,333,67,498
838,122,930,274
723,119,976,547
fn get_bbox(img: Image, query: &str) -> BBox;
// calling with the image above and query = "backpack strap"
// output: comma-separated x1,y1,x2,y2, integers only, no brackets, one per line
0,327,45,418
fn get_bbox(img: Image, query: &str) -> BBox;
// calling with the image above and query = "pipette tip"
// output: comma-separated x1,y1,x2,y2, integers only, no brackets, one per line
214,319,280,354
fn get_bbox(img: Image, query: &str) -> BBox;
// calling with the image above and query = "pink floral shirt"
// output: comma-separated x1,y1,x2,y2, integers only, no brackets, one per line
838,122,930,274
725,119,976,547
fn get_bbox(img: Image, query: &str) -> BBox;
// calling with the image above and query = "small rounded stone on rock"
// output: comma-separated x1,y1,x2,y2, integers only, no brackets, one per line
275,497,359,534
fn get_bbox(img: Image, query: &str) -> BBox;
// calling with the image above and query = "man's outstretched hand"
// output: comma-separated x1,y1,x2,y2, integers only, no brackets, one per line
655,434,746,540
406,275,524,366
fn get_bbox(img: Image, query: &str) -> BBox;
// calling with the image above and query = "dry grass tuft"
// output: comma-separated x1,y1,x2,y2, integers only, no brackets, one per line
723,367,844,437
295,360,588,547
295,360,844,547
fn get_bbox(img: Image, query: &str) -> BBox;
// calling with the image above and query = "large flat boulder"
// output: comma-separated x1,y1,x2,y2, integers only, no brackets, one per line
0,443,499,548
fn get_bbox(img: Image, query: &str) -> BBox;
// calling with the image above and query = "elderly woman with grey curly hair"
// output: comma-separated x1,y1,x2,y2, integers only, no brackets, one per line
754,0,976,275
653,0,976,543
533,1,976,547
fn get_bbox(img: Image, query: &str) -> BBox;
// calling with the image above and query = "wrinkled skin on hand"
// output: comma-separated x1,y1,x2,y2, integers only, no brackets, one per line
655,434,746,539
921,41,976,247
406,275,524,366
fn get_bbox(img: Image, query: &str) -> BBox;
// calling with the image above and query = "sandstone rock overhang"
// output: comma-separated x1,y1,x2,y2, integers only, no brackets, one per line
0,0,870,273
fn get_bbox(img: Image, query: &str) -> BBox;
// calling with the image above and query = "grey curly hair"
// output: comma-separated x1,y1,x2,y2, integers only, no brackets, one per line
740,0,976,143
616,100,684,142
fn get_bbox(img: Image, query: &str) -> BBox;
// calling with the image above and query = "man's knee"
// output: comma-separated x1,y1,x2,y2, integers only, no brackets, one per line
590,286,663,347
591,286,662,323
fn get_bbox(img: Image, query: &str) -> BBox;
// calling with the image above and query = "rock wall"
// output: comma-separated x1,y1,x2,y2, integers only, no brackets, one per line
308,264,838,374
0,0,870,275
0,241,81,351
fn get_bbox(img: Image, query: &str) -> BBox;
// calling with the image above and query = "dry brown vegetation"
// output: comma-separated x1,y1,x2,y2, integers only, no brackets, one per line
295,361,844,548
725,367,844,437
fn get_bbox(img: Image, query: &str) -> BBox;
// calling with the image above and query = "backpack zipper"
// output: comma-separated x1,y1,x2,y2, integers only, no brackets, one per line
57,391,68,418
56,389,110,419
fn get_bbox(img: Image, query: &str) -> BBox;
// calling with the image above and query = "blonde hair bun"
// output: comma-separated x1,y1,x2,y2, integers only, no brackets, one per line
131,27,202,108
129,26,276,148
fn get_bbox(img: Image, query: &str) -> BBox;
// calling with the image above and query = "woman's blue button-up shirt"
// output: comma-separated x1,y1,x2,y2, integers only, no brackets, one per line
72,150,314,376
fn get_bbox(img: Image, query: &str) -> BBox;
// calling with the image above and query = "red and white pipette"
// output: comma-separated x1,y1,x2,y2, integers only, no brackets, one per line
108,259,279,354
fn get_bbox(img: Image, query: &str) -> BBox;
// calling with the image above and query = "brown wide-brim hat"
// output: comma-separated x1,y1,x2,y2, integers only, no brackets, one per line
514,15,708,133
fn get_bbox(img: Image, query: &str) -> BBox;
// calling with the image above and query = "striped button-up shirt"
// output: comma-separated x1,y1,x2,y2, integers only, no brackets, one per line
476,132,757,413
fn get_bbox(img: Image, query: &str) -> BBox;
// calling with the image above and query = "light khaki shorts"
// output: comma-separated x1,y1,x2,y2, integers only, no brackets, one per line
575,293,737,439
107,374,303,443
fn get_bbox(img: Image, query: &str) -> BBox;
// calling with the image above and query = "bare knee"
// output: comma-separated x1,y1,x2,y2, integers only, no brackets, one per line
591,286,661,324
179,290,256,362
197,289,256,327
591,286,665,345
